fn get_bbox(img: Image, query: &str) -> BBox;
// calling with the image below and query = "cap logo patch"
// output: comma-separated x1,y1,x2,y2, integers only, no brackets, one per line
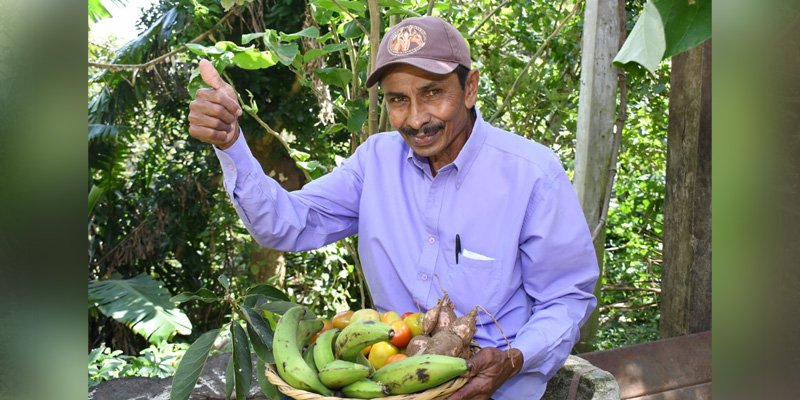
388,25,427,56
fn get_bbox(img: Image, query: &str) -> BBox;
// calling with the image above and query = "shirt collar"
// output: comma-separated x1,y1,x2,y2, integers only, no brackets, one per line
405,107,488,185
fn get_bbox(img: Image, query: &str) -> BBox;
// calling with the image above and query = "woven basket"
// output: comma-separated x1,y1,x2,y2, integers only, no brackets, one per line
264,364,468,400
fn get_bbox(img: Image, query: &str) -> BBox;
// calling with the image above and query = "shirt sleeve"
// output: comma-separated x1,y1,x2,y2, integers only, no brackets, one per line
511,159,600,377
213,131,365,251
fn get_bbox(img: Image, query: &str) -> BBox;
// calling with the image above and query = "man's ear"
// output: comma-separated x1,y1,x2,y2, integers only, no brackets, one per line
464,69,480,109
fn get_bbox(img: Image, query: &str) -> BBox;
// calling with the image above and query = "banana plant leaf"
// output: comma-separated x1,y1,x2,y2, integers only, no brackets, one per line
89,273,192,343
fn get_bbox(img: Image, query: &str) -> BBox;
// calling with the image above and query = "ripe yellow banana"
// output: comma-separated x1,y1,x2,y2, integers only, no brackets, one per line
370,354,469,394
334,320,394,361
317,359,370,389
340,378,389,398
272,306,333,396
312,328,339,371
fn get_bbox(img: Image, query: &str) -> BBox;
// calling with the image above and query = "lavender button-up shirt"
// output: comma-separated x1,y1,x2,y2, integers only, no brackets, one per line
215,110,598,400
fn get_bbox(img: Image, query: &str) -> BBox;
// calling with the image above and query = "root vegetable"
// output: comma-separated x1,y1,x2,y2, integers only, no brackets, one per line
405,335,431,356
423,330,464,357
449,307,478,346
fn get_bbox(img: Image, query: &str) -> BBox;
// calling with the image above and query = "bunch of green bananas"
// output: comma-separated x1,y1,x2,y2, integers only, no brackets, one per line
272,306,470,398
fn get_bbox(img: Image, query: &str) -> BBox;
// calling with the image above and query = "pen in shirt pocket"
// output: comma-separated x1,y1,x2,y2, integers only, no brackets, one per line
455,234,461,264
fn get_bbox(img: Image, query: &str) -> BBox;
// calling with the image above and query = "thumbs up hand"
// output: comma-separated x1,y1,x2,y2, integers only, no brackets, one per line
188,59,243,149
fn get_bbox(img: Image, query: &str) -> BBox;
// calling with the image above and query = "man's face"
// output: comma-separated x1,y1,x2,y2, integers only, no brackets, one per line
380,64,479,171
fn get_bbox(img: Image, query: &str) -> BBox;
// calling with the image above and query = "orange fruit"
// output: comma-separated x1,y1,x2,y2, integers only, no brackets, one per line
380,311,402,324
389,319,412,348
331,310,354,329
384,353,408,366
307,318,333,345
350,308,381,324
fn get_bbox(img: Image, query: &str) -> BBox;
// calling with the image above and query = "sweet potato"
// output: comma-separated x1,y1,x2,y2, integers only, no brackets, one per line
449,307,478,346
405,335,432,356
423,294,457,335
423,330,464,357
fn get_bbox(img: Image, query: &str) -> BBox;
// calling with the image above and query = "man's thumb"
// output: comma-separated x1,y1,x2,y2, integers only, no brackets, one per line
199,59,226,90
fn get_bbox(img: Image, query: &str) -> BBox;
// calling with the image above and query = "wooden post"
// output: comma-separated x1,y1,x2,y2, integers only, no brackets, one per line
660,40,712,337
572,0,622,351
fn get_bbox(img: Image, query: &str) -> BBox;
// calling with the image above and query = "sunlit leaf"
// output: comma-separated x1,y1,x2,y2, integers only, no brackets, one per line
613,0,665,75
218,274,230,290
89,274,192,343
233,50,279,70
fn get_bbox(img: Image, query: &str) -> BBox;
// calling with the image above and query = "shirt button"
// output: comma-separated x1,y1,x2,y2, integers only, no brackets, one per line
420,273,429,281
427,236,436,244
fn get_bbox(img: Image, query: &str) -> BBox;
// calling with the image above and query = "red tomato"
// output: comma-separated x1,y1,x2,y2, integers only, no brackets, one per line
389,319,412,348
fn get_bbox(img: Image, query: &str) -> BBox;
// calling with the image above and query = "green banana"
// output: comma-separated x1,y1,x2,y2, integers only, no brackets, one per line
296,318,323,348
334,320,394,361
371,354,469,395
303,342,317,374
312,328,339,371
340,378,389,398
272,306,333,396
317,359,370,389
354,351,374,374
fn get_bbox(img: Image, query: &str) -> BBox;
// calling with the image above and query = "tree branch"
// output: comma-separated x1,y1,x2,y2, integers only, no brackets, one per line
367,0,381,137
427,0,436,16
88,8,238,71
592,0,628,242
488,1,582,124
468,0,510,36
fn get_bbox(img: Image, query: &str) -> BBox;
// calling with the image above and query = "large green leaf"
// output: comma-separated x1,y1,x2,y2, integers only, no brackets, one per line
89,273,192,343
232,50,279,70
170,329,220,400
613,0,666,75
654,0,711,58
316,67,353,89
231,321,252,400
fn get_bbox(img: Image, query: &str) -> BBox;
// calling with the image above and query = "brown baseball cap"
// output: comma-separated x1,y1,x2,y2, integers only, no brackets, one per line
365,16,471,87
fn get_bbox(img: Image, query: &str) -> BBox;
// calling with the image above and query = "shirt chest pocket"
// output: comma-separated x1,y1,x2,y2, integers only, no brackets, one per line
440,256,503,313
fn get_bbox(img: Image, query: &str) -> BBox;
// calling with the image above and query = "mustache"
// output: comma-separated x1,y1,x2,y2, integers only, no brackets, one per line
399,122,445,137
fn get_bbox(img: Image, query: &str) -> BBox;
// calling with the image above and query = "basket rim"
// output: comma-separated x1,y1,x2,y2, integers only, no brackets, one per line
264,363,468,400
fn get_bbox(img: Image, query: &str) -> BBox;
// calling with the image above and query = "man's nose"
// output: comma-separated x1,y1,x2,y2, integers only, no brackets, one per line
407,102,431,130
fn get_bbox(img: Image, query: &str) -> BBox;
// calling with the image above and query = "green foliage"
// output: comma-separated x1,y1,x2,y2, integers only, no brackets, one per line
614,0,711,74
88,341,190,387
89,273,193,343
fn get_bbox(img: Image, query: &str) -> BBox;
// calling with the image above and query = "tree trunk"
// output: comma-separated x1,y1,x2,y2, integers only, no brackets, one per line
572,0,622,352
660,40,712,337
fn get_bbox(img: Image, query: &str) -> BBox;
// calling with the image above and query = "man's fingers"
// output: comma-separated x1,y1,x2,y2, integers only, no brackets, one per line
195,88,240,119
199,59,226,90
197,60,242,116
188,124,234,146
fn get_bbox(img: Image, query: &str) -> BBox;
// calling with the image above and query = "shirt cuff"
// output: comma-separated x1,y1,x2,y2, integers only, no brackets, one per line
213,130,258,192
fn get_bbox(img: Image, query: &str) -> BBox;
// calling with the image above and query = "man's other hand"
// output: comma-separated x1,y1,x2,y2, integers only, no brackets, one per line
445,347,524,400
188,59,243,149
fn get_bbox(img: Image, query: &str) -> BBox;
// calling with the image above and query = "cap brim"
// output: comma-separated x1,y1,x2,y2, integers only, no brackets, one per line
365,58,460,87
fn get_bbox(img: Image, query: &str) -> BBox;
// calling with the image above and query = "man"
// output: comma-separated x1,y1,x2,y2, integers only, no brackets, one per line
189,16,598,400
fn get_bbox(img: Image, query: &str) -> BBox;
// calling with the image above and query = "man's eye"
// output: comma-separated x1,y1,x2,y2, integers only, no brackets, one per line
426,89,440,97
389,97,406,104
